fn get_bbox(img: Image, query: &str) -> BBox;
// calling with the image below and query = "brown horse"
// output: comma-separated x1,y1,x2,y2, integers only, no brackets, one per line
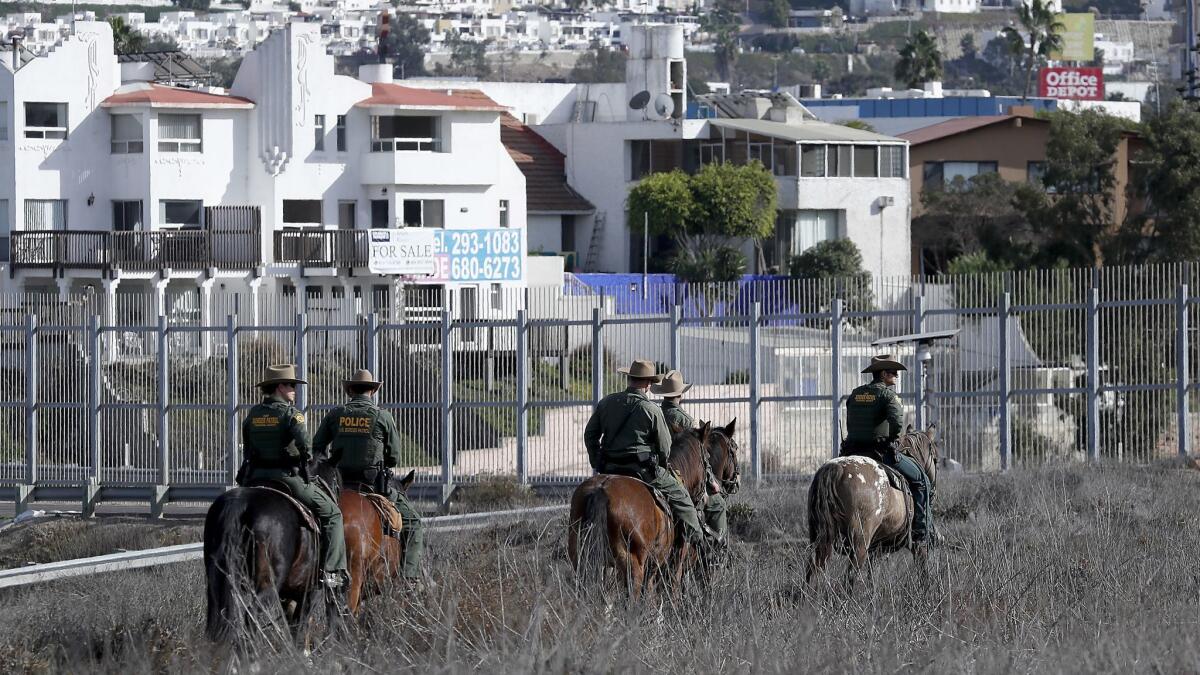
568,419,740,598
323,466,416,615
704,419,742,497
805,425,940,585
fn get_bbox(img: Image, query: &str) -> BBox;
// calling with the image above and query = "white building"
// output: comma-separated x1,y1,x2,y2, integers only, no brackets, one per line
408,24,912,279
0,20,534,330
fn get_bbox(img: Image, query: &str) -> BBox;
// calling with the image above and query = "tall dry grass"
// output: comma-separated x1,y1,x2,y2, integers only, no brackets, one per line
2,464,1200,673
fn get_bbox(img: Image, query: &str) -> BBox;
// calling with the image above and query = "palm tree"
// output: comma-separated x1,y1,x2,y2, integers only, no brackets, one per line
107,17,146,55
894,30,943,90
1002,0,1065,102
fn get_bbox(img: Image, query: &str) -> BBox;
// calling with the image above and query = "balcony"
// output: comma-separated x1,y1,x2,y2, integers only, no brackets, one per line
273,229,367,268
360,144,496,186
8,229,262,273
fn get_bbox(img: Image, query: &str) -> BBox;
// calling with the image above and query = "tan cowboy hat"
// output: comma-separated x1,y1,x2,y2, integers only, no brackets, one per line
651,369,692,396
258,363,307,386
344,368,382,387
616,359,664,383
861,354,908,374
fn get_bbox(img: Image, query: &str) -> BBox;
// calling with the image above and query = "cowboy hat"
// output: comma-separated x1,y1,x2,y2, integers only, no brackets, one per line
616,359,664,383
651,369,692,396
258,363,307,386
344,368,382,388
861,354,908,374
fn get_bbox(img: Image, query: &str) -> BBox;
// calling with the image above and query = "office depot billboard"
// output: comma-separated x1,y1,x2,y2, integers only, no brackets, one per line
1038,67,1104,100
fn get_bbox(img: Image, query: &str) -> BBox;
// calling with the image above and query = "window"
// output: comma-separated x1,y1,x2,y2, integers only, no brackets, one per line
314,114,325,151
338,201,356,229
828,145,852,177
336,114,346,152
490,283,504,310
790,210,839,256
24,199,67,230
283,199,323,225
370,199,389,228
159,200,202,228
853,145,878,177
24,102,67,139
499,200,509,228
772,143,797,177
801,145,826,177
110,114,143,154
370,115,439,151
0,199,8,262
112,201,143,230
1027,161,1047,187
880,146,906,178
698,142,723,166
748,141,772,169
630,140,651,181
923,161,997,190
158,114,202,152
402,199,444,227
0,102,8,141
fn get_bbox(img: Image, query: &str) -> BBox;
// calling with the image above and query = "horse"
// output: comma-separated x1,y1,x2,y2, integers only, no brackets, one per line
804,425,940,586
568,419,739,599
704,418,742,498
203,461,324,642
321,465,416,615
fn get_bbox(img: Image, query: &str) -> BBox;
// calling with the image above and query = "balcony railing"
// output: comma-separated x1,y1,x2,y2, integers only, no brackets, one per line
273,229,368,267
369,137,441,152
9,229,261,272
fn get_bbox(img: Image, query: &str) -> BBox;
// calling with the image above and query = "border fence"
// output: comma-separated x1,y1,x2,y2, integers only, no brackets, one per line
0,262,1197,514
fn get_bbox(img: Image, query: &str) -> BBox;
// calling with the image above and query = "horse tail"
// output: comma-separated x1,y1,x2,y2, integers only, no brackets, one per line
204,491,252,642
807,463,845,547
569,482,611,580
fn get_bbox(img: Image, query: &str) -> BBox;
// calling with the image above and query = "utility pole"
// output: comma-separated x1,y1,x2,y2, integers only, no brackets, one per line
642,211,649,300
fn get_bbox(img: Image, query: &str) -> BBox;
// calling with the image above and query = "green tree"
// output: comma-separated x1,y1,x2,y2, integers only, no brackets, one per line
1001,0,1064,102
175,0,212,9
766,0,790,28
437,32,490,78
626,170,693,237
959,32,976,60
144,35,179,52
203,56,243,88
838,119,876,132
384,13,431,79
894,30,942,89
788,239,876,317
917,172,1031,273
702,0,742,82
569,42,627,83
1130,103,1200,262
108,17,146,55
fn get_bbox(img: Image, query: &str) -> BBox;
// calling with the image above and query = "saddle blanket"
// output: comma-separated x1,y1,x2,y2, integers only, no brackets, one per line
249,485,319,533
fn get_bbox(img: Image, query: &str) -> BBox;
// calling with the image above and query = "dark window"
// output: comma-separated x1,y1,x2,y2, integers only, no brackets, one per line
282,199,322,224
403,199,444,227
112,200,142,230
370,115,439,151
801,145,826,177
24,102,67,139
853,145,878,177
314,114,325,151
499,200,509,228
370,200,389,228
336,114,346,151
160,200,202,228
561,214,575,252
338,201,356,228
630,140,651,181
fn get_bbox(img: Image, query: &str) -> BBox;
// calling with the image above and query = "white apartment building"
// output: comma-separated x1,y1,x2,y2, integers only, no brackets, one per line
0,20,531,328
409,24,912,280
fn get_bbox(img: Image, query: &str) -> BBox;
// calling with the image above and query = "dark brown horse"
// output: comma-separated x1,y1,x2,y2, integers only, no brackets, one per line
569,419,740,598
704,419,742,497
805,425,939,585
330,468,416,615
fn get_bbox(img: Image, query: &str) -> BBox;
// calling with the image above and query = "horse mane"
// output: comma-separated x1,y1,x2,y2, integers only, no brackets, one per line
900,426,938,480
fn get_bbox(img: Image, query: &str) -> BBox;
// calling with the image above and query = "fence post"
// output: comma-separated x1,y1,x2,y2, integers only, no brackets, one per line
515,310,528,485
998,292,1012,471
154,314,169,517
365,312,379,376
912,294,925,430
669,303,681,368
85,315,101,517
830,298,843,459
294,313,308,413
439,310,454,510
749,301,761,484
1086,287,1101,462
22,315,37,510
225,315,239,486
591,307,603,404
1177,284,1190,458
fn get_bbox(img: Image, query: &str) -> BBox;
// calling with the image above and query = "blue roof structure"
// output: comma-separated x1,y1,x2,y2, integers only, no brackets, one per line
799,96,1058,118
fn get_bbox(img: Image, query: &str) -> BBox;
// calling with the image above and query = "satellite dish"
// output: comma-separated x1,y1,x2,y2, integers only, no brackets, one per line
651,93,675,119
628,90,651,110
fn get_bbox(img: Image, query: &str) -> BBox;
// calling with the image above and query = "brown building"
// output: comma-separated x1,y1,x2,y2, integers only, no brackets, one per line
901,112,1143,273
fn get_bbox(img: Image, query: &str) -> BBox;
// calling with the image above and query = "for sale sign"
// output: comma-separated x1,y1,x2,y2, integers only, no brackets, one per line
1038,67,1104,101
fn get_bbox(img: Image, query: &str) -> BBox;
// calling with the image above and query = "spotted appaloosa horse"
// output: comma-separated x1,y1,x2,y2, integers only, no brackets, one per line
805,425,939,585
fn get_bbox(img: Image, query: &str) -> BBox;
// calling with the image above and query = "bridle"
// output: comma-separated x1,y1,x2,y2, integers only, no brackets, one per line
711,429,741,495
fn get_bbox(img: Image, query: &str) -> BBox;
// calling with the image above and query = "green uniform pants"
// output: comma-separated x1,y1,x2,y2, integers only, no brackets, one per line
704,492,728,540
646,466,704,544
250,470,348,575
389,489,425,579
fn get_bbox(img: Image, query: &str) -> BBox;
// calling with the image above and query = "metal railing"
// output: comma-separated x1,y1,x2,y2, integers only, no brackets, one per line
9,229,261,272
0,263,1195,515
273,229,367,267
369,137,441,152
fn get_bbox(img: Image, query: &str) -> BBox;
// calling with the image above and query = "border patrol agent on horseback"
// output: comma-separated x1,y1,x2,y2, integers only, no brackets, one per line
239,364,349,590
841,355,934,547
313,369,426,586
584,360,707,547
654,369,729,545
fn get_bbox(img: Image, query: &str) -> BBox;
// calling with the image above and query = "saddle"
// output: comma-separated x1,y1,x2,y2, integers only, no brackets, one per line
362,492,404,539
877,463,914,549
599,472,673,519
248,483,319,533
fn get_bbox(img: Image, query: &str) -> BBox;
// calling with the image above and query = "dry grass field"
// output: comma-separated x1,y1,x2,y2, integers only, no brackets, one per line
2,463,1200,674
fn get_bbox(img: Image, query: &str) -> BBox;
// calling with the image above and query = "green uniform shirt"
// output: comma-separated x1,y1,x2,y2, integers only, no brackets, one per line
584,387,673,470
242,395,311,468
661,399,693,431
313,395,404,471
844,380,904,444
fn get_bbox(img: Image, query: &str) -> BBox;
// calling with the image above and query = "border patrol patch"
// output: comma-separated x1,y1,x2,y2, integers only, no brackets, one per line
294,413,305,423
854,393,877,403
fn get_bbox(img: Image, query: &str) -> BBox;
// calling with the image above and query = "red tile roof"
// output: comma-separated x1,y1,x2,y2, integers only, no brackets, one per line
101,82,254,109
899,114,1045,145
356,83,507,111
500,114,594,215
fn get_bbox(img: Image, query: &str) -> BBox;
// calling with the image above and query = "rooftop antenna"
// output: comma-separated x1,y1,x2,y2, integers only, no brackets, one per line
629,89,651,120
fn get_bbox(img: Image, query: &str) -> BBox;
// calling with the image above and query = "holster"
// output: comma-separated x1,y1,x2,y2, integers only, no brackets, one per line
375,467,392,495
